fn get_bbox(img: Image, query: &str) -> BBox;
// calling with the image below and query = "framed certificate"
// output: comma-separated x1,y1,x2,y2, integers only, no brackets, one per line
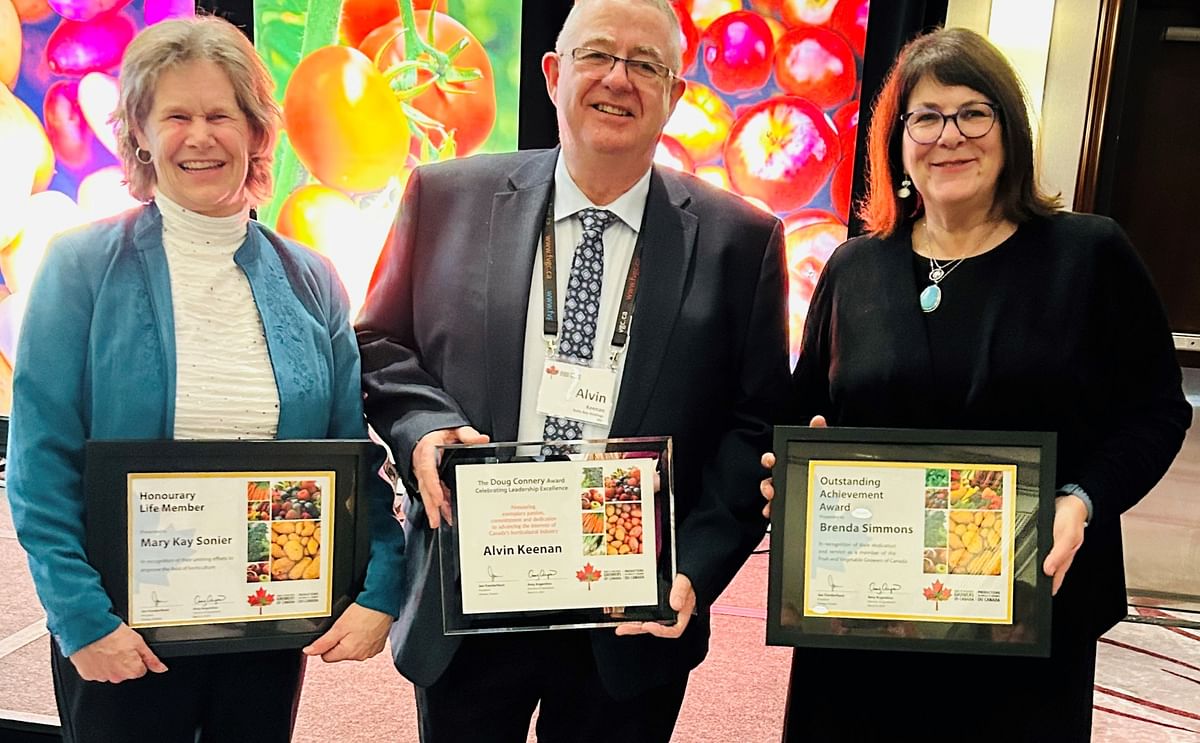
436,437,676,634
767,427,1055,657
84,439,378,657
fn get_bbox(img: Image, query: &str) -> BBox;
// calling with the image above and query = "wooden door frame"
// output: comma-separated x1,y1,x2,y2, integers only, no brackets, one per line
1073,0,1127,213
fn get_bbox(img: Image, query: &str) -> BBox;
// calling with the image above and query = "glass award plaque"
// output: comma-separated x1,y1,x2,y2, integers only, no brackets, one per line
436,436,676,634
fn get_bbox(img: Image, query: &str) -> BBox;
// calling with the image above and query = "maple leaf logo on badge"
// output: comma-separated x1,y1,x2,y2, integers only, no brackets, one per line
576,563,602,590
248,586,275,614
546,365,559,375
922,579,952,611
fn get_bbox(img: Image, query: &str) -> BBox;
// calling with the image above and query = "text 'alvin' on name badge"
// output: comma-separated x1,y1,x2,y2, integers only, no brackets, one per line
536,360,618,426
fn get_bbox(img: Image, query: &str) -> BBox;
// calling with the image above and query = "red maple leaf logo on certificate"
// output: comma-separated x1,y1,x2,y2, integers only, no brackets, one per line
922,580,952,611
546,365,559,375
248,586,275,614
576,563,602,590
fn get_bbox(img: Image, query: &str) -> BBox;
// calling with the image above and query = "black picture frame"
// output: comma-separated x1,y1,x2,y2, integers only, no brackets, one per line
84,439,377,657
768,426,1056,657
436,437,677,634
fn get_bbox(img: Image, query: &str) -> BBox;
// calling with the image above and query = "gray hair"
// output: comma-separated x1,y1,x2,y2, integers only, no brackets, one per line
112,15,280,204
556,0,683,73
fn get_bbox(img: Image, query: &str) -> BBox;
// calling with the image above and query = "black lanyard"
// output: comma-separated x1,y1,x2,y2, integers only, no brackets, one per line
540,191,642,366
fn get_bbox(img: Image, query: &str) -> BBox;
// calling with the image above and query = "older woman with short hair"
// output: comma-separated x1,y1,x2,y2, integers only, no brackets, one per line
766,27,1189,742
6,16,404,742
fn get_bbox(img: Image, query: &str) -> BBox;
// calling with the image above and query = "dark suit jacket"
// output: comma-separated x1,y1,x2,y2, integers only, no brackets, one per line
357,148,789,695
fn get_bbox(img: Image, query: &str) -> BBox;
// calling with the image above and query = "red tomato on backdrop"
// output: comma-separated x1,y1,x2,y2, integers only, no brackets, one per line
661,81,734,165
784,208,842,230
654,135,694,173
774,26,857,109
338,0,446,49
745,0,780,15
45,10,136,76
359,10,496,157
275,183,360,253
831,0,869,57
669,1,699,75
695,164,730,191
47,0,132,23
830,155,853,221
724,96,840,213
282,45,411,193
833,100,858,161
702,10,774,94
43,79,94,168
784,218,846,356
689,0,739,31
779,0,838,28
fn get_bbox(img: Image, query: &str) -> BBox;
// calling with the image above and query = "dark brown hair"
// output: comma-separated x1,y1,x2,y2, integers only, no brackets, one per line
859,27,1061,236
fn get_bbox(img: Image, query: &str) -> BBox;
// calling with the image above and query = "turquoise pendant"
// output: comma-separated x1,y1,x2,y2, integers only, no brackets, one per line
919,284,942,313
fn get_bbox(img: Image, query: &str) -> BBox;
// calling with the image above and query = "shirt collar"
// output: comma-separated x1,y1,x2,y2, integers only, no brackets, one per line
552,155,651,232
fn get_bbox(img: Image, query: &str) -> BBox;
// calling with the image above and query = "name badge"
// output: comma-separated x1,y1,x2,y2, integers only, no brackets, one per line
536,360,618,427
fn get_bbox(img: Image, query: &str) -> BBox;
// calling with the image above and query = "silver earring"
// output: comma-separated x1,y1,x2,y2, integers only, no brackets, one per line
135,147,153,164
897,174,912,198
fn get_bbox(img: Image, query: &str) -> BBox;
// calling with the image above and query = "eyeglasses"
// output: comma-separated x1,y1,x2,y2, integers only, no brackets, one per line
899,102,1000,144
563,47,675,84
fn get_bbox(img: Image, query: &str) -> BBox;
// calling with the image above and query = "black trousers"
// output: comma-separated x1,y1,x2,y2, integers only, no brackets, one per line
415,630,690,743
51,640,305,743
782,636,1098,742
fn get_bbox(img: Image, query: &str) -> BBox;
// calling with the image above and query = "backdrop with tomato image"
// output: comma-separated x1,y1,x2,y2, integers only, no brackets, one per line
0,0,196,412
255,0,520,315
658,0,869,365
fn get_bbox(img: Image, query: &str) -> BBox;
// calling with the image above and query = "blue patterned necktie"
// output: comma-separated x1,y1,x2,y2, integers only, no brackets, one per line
542,208,616,449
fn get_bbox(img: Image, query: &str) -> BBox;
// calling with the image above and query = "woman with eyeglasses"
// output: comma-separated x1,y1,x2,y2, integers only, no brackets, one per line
761,27,1189,742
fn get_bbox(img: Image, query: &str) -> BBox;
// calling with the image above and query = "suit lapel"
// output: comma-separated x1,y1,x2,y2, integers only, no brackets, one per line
609,168,697,435
484,150,557,441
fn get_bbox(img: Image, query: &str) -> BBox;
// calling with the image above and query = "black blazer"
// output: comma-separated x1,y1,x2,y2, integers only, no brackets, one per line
357,148,790,695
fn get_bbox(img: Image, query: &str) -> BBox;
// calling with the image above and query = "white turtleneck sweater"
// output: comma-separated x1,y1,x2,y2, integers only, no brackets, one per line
157,193,280,439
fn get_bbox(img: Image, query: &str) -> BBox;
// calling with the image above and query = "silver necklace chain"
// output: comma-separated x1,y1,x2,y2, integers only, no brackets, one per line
920,219,1003,282
928,255,965,284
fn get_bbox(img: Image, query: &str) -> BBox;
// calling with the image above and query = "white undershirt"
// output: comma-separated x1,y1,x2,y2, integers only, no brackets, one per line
157,193,280,439
515,157,650,441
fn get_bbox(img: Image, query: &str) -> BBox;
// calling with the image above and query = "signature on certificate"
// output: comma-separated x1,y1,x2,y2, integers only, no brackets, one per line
868,582,902,596
151,590,168,607
487,565,502,581
826,574,843,591
193,594,227,608
527,568,559,581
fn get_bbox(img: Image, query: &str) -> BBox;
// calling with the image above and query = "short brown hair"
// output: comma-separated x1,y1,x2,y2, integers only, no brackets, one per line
112,15,280,204
859,27,1061,236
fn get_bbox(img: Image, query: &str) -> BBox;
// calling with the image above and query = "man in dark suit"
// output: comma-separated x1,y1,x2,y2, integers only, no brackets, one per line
356,0,789,740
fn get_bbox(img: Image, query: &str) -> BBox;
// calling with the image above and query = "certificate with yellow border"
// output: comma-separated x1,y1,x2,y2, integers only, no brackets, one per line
767,427,1054,657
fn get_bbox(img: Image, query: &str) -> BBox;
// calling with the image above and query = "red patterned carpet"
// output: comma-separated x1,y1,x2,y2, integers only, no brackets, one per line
1,494,1197,742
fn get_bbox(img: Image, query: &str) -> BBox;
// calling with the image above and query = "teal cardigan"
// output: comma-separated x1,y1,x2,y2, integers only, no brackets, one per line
6,204,405,656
